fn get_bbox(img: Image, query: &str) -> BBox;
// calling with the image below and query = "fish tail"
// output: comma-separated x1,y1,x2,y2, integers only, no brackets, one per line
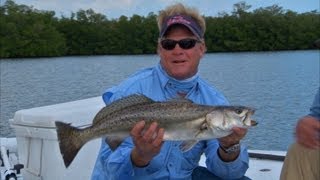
55,121,86,168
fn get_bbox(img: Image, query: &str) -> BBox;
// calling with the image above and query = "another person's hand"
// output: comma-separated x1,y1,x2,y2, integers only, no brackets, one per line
218,127,247,148
130,121,164,167
295,115,320,149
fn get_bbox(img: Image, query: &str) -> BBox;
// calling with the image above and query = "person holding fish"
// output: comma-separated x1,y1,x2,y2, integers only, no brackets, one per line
90,3,252,180
280,88,320,180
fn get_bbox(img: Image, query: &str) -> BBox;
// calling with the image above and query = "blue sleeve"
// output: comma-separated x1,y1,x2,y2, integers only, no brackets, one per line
205,139,249,179
309,88,320,119
91,140,112,180
92,85,151,180
92,89,134,180
104,138,135,178
91,138,136,180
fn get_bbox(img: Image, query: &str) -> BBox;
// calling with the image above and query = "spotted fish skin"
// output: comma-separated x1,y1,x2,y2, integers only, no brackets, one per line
55,94,256,168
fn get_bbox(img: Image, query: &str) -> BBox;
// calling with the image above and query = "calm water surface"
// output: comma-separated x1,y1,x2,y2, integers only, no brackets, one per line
1,50,319,151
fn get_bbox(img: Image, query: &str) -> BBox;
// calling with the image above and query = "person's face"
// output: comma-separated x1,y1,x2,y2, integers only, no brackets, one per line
158,25,206,80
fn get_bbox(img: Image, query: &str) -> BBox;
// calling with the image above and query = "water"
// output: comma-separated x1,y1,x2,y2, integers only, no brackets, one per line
0,50,319,151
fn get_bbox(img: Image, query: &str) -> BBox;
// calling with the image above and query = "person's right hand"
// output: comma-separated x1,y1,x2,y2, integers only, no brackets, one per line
130,121,164,167
295,115,320,149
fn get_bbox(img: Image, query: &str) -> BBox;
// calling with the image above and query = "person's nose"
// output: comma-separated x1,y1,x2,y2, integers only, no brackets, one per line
172,43,184,54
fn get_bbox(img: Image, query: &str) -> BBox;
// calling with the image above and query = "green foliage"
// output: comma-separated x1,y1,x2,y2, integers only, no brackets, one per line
205,3,320,52
0,0,66,58
0,0,319,58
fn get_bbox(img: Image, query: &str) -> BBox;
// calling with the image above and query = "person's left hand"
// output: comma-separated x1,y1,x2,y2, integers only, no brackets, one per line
218,127,247,147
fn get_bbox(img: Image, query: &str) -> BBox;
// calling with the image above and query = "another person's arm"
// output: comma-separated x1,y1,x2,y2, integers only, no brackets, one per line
295,89,320,149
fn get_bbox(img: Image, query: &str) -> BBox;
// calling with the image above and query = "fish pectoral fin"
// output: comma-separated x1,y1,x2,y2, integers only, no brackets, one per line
105,137,125,151
179,140,198,152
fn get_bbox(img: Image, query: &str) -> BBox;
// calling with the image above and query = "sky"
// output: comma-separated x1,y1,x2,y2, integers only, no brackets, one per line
3,0,320,19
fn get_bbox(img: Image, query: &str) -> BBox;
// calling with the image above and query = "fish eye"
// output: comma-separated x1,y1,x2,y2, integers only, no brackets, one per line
235,109,243,114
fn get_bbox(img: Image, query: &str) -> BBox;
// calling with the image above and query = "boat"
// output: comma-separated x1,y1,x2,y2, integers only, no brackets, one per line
0,96,286,180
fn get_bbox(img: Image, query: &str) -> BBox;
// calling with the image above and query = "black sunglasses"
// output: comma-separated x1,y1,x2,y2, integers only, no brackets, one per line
160,38,201,50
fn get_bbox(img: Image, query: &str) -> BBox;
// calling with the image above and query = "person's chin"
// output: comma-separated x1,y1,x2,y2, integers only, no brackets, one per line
171,71,189,80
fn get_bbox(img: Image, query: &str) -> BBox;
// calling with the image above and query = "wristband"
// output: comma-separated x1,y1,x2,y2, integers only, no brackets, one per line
219,143,240,154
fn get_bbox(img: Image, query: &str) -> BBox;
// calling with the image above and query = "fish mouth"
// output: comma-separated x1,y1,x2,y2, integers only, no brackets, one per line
250,120,258,126
241,114,249,126
242,109,257,126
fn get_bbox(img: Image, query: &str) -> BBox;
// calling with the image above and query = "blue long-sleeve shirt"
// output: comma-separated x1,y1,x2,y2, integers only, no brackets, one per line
309,88,320,119
91,63,249,180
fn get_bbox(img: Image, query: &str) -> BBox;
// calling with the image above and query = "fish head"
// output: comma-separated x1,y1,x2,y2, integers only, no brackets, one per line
206,106,256,131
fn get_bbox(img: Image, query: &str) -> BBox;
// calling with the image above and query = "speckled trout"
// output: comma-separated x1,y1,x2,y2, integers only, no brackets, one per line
55,94,256,168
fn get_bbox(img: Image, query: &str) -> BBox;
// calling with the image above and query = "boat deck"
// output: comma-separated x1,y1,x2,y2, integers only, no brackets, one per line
1,137,286,180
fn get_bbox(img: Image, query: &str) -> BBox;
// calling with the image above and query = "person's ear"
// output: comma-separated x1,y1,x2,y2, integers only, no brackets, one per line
157,43,161,55
199,40,207,57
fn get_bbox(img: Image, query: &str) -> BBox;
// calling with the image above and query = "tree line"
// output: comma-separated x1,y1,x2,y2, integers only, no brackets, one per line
0,0,319,58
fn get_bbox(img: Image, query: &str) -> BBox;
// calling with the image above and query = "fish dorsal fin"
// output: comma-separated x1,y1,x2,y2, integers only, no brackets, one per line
92,94,154,124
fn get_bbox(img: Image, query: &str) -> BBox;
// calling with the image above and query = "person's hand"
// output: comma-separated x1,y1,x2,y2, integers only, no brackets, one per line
295,115,320,149
217,127,247,162
130,121,164,167
218,127,247,147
